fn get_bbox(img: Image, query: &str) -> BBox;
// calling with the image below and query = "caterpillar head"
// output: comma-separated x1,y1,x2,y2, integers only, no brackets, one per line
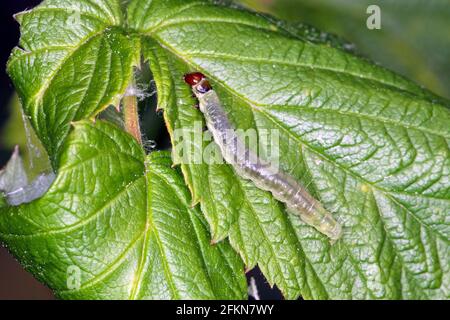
184,72,212,97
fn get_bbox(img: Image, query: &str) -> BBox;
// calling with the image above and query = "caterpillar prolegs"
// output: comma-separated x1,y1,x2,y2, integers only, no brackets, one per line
184,72,343,241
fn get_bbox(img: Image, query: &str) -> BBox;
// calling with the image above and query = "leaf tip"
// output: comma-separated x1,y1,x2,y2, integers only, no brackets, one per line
13,144,20,155
13,9,31,24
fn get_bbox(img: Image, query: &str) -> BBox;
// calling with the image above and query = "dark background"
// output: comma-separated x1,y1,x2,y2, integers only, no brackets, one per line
0,0,282,300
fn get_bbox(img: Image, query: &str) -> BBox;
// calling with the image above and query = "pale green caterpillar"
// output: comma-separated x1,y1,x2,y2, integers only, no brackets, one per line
184,72,342,241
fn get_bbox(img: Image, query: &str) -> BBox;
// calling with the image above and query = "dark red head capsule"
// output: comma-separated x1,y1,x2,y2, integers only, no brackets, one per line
184,72,205,86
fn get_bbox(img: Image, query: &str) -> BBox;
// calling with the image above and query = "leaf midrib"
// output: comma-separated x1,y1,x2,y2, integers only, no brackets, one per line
257,106,450,243
15,7,113,26
372,189,436,299
57,227,146,295
149,40,449,244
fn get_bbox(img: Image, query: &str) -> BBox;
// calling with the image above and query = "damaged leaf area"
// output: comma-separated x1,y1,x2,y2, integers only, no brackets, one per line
2,0,450,299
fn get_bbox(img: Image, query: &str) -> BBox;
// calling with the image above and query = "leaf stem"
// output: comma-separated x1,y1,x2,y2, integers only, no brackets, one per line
123,85,142,145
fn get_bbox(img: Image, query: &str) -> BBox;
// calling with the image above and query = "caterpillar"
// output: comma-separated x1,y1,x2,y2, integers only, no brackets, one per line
184,72,342,241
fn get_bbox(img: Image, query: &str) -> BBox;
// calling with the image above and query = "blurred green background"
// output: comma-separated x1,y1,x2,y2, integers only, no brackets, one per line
0,0,449,299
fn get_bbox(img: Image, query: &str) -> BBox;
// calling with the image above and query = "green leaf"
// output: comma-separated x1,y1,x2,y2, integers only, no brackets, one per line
7,0,140,165
0,120,246,299
136,0,450,299
4,0,450,300
0,95,52,179
253,0,450,99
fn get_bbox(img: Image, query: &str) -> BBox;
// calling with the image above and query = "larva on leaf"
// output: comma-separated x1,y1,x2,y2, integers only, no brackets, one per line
184,72,343,241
